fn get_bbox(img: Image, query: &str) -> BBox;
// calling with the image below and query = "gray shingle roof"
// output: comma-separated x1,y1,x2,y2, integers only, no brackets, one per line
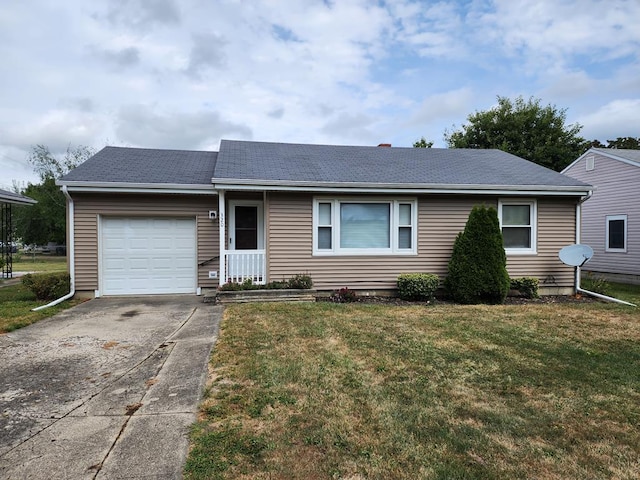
215,140,591,189
0,188,36,205
592,148,640,166
60,146,217,185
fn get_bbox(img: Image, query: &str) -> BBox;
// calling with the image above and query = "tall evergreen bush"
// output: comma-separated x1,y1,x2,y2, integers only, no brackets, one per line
444,205,510,304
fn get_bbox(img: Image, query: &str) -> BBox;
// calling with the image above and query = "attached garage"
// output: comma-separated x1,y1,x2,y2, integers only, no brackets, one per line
100,217,197,295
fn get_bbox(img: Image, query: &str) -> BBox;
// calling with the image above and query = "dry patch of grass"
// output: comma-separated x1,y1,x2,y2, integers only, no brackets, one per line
0,282,83,333
186,301,640,479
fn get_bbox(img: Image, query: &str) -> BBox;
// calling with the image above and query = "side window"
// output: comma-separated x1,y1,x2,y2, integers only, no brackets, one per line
498,200,537,254
606,215,627,252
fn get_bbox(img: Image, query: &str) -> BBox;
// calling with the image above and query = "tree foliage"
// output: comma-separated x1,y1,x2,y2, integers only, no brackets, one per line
29,144,94,181
445,96,588,171
413,137,434,148
444,205,510,304
588,137,640,149
14,144,94,245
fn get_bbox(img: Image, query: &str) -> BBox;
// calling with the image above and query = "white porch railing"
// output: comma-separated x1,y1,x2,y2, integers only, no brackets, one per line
224,250,266,285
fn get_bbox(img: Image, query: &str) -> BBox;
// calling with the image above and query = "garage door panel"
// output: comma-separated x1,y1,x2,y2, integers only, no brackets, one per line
101,217,197,295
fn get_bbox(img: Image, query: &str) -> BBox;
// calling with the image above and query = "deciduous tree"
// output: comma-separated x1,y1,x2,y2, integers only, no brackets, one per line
445,96,588,171
14,145,94,246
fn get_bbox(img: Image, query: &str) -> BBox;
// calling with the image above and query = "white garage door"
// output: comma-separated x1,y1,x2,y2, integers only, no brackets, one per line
101,217,197,295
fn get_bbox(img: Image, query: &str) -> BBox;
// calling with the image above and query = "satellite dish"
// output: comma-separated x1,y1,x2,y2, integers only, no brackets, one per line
559,244,594,267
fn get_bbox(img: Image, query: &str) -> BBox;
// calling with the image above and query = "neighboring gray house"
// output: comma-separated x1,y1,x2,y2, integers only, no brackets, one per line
563,148,640,284
57,140,592,298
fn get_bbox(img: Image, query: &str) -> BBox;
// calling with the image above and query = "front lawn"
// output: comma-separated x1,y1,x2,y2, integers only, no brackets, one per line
0,283,84,333
186,298,640,479
12,254,67,274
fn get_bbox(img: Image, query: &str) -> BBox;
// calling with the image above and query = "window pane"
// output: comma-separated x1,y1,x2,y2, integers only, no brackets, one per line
319,203,331,225
502,205,530,226
340,203,390,248
399,204,411,225
318,227,332,249
399,227,412,249
502,227,531,248
609,220,625,249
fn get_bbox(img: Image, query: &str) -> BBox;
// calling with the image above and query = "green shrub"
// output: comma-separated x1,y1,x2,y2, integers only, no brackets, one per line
510,277,539,299
330,287,357,303
582,272,610,295
264,280,289,289
445,205,510,304
397,273,439,301
21,272,71,300
219,281,243,291
287,274,313,289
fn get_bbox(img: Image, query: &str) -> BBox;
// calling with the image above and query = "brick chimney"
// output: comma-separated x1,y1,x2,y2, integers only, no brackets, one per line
377,143,391,147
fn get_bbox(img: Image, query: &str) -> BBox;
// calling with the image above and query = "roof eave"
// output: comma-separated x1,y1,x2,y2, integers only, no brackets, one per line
0,195,38,205
213,178,592,196
58,180,217,195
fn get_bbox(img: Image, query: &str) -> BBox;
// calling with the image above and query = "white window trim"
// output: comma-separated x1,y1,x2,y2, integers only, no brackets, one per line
312,197,418,256
498,199,537,255
605,214,627,252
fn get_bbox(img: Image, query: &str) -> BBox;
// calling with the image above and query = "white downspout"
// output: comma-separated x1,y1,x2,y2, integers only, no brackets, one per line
219,190,226,287
32,185,75,311
573,191,635,307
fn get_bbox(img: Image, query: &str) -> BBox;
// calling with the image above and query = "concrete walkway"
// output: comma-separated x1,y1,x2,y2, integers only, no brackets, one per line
0,296,222,479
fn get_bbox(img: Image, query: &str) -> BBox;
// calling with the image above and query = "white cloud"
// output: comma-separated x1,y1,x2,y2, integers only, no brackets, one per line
115,104,252,148
411,87,475,124
578,99,640,141
0,109,106,153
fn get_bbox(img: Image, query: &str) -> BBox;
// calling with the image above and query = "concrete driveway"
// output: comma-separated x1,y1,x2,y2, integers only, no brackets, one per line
0,296,222,479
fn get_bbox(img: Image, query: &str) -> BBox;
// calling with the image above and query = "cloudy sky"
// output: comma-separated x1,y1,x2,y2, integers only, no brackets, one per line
1,0,639,189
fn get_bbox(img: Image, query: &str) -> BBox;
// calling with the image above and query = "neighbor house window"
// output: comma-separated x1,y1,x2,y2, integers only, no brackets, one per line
498,200,537,254
606,215,627,252
313,198,417,255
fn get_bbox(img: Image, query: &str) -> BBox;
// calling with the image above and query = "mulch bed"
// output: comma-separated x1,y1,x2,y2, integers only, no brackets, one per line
318,294,598,306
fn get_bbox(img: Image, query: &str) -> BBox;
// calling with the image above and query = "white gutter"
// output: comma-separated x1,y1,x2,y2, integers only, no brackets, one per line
32,185,75,311
572,191,635,306
213,183,591,197
57,180,216,191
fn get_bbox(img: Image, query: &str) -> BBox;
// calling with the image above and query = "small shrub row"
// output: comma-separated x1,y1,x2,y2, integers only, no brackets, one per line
22,272,71,300
510,277,539,299
219,274,313,291
397,273,439,301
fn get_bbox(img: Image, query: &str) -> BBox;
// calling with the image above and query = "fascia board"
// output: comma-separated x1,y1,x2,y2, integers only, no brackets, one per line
0,195,38,205
214,180,592,197
59,181,217,195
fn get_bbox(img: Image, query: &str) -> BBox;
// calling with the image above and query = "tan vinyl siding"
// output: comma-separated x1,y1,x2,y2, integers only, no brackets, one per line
266,193,577,290
506,198,576,288
564,152,640,276
72,193,219,292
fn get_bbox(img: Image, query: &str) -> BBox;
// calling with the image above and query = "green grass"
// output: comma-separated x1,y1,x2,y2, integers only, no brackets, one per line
186,296,640,479
0,282,84,333
11,254,67,273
